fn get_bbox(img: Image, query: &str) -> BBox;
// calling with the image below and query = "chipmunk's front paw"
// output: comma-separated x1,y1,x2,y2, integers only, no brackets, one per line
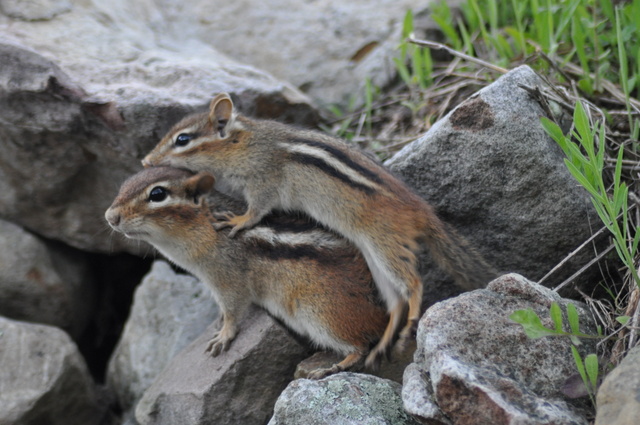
213,211,235,229
212,211,253,237
205,331,234,356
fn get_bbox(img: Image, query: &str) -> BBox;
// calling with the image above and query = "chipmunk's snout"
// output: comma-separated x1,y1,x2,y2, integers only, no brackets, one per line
141,157,154,168
105,208,121,227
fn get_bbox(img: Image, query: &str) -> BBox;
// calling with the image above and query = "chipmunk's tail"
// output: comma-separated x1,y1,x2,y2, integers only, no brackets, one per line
419,209,498,290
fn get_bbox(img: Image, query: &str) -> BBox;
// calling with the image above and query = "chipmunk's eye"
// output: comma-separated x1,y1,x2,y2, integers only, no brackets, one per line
149,186,168,202
175,133,194,147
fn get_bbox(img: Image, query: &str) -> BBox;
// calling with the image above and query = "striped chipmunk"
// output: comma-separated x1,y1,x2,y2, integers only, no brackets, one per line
142,94,498,366
105,166,389,379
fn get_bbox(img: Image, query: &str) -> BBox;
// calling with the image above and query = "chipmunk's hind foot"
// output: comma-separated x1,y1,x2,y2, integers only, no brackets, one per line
307,352,363,380
365,301,407,369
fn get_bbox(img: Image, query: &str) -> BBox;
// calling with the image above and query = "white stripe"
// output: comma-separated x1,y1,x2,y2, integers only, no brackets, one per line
245,226,346,249
280,142,381,191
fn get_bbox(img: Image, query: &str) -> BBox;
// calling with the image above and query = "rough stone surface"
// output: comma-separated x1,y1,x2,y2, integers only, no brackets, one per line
0,218,93,338
403,273,595,425
402,363,450,425
0,316,101,425
158,0,430,106
269,373,422,425
0,0,72,21
0,3,315,254
386,65,599,304
107,260,220,414
135,307,309,425
595,344,640,425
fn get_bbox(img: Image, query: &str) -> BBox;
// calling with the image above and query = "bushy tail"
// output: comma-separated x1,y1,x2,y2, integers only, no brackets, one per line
421,216,497,290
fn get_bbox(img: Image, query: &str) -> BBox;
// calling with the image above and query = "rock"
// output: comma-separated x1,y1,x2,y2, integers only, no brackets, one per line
403,273,595,425
0,316,102,425
167,0,430,106
386,65,599,304
0,0,72,21
595,344,640,425
107,260,220,414
0,2,315,254
295,339,416,384
0,218,94,338
269,373,422,425
135,307,309,425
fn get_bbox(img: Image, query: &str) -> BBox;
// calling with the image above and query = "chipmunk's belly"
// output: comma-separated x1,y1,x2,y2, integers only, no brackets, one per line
259,297,355,354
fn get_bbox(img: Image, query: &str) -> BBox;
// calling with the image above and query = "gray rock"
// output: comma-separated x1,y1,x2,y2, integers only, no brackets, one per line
135,307,309,425
403,273,595,425
0,3,315,254
107,260,220,414
269,373,422,425
402,363,450,425
0,218,93,338
0,0,72,21
386,65,598,304
595,344,640,425
0,316,101,425
164,0,430,106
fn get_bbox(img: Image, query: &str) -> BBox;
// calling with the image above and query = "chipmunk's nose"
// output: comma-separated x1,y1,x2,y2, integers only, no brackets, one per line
105,208,121,227
141,157,154,168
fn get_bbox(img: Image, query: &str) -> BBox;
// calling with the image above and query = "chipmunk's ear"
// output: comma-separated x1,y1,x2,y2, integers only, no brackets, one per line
186,173,215,204
209,93,234,138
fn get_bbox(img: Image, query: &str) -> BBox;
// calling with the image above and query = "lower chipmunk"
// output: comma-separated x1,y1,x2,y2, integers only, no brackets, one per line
105,166,392,379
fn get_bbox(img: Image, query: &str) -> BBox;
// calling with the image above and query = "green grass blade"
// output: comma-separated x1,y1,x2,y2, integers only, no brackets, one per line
541,117,565,143
573,102,594,154
564,161,599,196
423,48,433,86
585,354,599,391
393,57,412,86
550,302,563,333
555,0,581,43
571,346,588,386
567,303,581,335
572,12,590,75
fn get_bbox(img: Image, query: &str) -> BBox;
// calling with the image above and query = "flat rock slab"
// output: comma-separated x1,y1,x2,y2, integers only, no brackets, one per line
177,0,431,106
135,307,309,425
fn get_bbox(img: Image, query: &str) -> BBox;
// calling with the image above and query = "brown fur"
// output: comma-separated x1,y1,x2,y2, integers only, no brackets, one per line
105,167,389,378
142,94,498,366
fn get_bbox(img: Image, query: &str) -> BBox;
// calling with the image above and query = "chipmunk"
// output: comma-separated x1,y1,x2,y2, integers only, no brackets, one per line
105,166,390,379
142,94,498,366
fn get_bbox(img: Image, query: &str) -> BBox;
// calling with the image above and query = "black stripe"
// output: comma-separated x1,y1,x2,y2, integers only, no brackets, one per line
259,212,326,233
290,153,376,195
288,138,385,185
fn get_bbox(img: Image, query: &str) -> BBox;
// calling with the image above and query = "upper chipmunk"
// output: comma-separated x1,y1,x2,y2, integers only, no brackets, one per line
142,93,497,366
105,166,389,379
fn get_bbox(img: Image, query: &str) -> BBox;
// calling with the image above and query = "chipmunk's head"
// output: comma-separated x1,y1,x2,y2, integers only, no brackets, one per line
105,167,215,247
142,93,246,171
